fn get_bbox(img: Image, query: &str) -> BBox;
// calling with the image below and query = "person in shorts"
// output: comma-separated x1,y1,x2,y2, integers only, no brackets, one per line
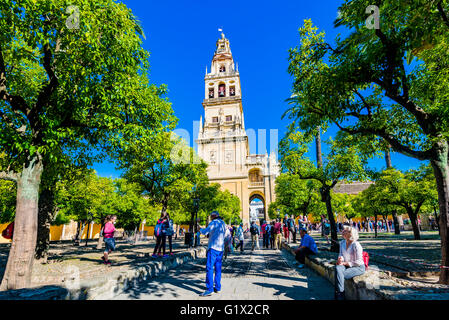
102,215,117,265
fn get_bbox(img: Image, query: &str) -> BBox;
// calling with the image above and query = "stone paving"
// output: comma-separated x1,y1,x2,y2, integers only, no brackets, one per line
112,240,334,300
0,237,191,288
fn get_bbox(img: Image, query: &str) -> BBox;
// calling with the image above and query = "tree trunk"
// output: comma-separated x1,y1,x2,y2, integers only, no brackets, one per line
133,226,138,244
385,148,392,169
85,221,91,247
406,207,421,240
322,188,339,252
0,156,43,290
35,186,56,262
74,221,81,245
430,155,449,284
76,221,86,246
315,127,323,168
392,210,400,235
383,216,390,233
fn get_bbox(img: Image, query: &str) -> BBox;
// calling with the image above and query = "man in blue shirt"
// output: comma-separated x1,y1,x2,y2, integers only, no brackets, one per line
198,211,226,297
294,228,318,269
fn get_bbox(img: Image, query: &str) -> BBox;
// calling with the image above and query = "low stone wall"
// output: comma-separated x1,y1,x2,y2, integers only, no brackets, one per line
0,246,207,300
282,242,399,300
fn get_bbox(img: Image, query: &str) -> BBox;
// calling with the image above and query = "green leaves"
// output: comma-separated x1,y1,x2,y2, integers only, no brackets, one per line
287,1,449,163
0,0,175,177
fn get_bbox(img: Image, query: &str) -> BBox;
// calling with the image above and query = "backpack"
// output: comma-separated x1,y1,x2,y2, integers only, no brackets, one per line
250,225,258,235
362,251,369,270
154,220,163,237
289,218,295,229
2,222,14,240
265,224,271,234
165,220,174,236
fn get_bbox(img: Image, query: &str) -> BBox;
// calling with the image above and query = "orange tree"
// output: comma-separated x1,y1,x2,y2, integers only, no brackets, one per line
286,1,449,283
0,0,174,289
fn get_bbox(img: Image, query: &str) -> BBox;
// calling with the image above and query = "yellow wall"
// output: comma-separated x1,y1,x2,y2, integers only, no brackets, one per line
49,225,63,241
0,221,195,243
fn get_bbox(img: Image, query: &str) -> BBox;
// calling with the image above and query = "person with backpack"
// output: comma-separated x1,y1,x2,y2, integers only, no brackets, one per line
165,213,175,256
262,220,270,249
101,215,117,265
289,215,297,243
335,226,366,300
198,211,227,297
152,212,169,258
230,224,236,249
2,221,14,240
234,223,245,252
250,221,260,251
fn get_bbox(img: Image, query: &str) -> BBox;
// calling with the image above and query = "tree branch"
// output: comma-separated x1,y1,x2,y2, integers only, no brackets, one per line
437,0,449,28
0,170,17,182
333,121,433,160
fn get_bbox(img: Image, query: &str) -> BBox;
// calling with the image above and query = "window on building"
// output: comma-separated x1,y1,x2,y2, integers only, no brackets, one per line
219,65,226,72
230,86,236,96
226,115,232,122
218,84,226,97
212,116,218,123
209,88,214,98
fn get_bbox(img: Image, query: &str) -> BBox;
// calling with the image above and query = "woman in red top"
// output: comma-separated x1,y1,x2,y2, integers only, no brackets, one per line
102,215,117,265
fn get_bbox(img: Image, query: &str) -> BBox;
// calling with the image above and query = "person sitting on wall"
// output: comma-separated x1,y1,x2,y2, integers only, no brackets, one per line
294,228,317,269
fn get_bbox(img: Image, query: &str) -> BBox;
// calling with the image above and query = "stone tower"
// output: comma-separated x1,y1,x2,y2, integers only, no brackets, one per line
196,32,279,226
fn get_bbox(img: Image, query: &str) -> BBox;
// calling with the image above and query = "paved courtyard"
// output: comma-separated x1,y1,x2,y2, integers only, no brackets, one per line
112,241,334,300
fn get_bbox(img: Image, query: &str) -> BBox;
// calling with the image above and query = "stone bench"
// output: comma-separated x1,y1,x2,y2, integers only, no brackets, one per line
282,242,403,300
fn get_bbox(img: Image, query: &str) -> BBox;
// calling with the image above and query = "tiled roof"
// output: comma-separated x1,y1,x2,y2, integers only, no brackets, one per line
333,181,374,195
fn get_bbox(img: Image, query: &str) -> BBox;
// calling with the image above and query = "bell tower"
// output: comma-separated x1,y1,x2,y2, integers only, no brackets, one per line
197,32,249,179
196,32,279,226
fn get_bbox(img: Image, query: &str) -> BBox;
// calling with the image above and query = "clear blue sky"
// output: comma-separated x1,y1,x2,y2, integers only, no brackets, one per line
93,0,424,178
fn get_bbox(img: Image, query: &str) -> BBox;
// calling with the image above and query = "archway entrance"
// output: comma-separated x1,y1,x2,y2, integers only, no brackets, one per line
249,193,265,223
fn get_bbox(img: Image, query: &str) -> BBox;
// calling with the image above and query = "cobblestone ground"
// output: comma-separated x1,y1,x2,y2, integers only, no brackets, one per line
0,237,191,287
112,240,334,300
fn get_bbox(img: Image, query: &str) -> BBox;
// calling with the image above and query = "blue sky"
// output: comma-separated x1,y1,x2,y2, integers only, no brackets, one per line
93,0,424,178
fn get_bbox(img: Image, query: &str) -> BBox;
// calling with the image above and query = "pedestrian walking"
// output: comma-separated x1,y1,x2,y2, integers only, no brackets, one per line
270,221,275,249
198,211,227,297
260,220,267,248
152,212,169,258
289,215,297,243
335,226,366,300
101,215,117,265
235,223,245,252
250,221,260,250
263,220,270,249
273,218,283,250
323,219,331,244
294,228,318,268
166,213,174,256
224,225,232,260
282,214,290,243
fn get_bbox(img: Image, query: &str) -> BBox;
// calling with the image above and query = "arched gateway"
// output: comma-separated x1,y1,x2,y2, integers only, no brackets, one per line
196,32,279,226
